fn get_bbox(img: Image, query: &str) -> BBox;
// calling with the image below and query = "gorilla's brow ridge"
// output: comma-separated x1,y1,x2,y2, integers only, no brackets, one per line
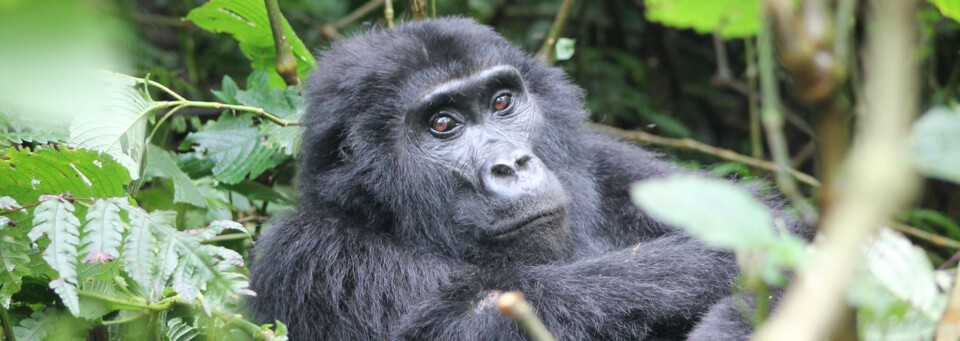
415,65,520,106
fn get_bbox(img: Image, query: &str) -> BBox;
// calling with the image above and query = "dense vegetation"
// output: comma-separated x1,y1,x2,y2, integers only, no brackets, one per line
0,0,959,340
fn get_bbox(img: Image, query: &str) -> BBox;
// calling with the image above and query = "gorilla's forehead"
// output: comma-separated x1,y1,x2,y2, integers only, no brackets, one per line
415,65,522,104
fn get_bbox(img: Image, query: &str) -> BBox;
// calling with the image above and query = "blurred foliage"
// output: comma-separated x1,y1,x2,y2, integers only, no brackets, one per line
0,0,959,340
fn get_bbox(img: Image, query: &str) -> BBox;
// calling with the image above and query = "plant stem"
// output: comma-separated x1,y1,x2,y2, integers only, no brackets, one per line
758,14,818,225
0,307,15,341
101,310,151,325
535,0,577,65
497,292,556,341
264,0,300,86
754,0,921,339
385,0,394,27
78,290,173,311
589,123,820,187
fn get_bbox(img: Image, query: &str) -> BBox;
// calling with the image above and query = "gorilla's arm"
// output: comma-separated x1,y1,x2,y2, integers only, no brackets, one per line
398,234,737,340
250,213,456,340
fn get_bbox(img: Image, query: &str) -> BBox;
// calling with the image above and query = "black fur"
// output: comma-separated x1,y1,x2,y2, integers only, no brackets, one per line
250,18,769,340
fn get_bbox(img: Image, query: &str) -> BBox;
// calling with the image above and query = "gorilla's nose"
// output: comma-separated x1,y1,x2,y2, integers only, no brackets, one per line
482,148,544,197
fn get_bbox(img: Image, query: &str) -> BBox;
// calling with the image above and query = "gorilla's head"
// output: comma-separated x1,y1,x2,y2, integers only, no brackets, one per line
299,18,600,265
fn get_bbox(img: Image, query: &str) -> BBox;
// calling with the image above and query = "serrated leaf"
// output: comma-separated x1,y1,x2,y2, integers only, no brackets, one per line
68,74,155,180
234,74,304,155
929,0,960,23
644,0,760,39
49,278,79,315
0,146,131,207
183,115,285,184
80,197,126,264
13,311,56,341
77,279,118,320
186,0,316,88
30,197,80,280
0,222,31,308
0,196,20,211
631,175,776,249
121,205,161,297
146,144,208,208
166,317,199,341
912,107,960,184
855,228,947,341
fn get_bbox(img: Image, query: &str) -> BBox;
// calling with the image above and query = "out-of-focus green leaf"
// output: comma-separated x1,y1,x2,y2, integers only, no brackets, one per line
146,144,207,208
555,38,576,61
631,175,775,249
69,74,154,180
644,0,760,39
166,317,199,341
929,0,960,23
221,180,292,204
0,216,31,308
29,197,81,315
912,107,960,184
14,310,56,341
0,146,131,206
853,228,947,341
184,115,286,184
186,0,317,88
211,75,240,105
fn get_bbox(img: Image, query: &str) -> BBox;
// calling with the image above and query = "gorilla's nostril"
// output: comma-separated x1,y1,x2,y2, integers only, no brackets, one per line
491,164,515,177
516,155,532,169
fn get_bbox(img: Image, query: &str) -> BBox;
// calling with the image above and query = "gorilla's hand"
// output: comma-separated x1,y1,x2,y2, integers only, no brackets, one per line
397,234,737,340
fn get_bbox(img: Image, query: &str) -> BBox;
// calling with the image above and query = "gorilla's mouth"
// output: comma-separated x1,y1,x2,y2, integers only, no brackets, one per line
485,207,566,239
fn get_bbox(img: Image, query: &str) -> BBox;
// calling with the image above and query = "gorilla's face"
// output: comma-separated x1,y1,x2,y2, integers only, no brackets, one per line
403,65,571,263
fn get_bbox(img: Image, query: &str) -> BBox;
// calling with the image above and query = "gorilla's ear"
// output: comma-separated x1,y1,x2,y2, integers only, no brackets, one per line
300,119,349,173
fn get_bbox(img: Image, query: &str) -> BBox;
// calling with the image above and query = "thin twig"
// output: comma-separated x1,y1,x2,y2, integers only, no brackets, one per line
535,0,577,65
758,14,818,225
589,123,821,187
890,223,960,250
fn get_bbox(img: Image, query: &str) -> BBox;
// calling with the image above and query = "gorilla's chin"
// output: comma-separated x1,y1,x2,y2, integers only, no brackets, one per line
482,206,566,241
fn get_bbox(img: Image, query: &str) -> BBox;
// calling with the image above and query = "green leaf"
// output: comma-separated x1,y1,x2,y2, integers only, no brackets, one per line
119,205,253,311
146,144,207,208
68,74,155,180
80,197,126,264
221,180,292,204
630,175,776,249
0,146,131,206
855,228,947,341
644,0,760,39
166,317,199,341
912,106,960,184
211,75,240,105
121,206,165,298
29,197,82,315
13,310,57,341
235,73,304,155
0,219,31,308
186,0,317,88
555,38,576,61
929,0,960,23
183,115,285,184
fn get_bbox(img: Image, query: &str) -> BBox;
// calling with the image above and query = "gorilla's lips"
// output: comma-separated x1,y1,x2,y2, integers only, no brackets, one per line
486,207,566,239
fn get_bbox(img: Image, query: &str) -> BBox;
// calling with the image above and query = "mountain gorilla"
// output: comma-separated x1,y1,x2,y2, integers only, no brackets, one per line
250,18,775,340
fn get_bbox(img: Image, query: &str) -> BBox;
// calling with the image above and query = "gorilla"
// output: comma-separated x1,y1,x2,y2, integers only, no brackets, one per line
250,18,786,340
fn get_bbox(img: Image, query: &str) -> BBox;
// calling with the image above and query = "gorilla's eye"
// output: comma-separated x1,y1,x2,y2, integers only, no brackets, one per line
430,115,460,135
493,94,512,111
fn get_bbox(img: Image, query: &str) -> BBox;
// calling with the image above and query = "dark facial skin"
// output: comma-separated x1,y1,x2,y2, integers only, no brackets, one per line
404,65,571,264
